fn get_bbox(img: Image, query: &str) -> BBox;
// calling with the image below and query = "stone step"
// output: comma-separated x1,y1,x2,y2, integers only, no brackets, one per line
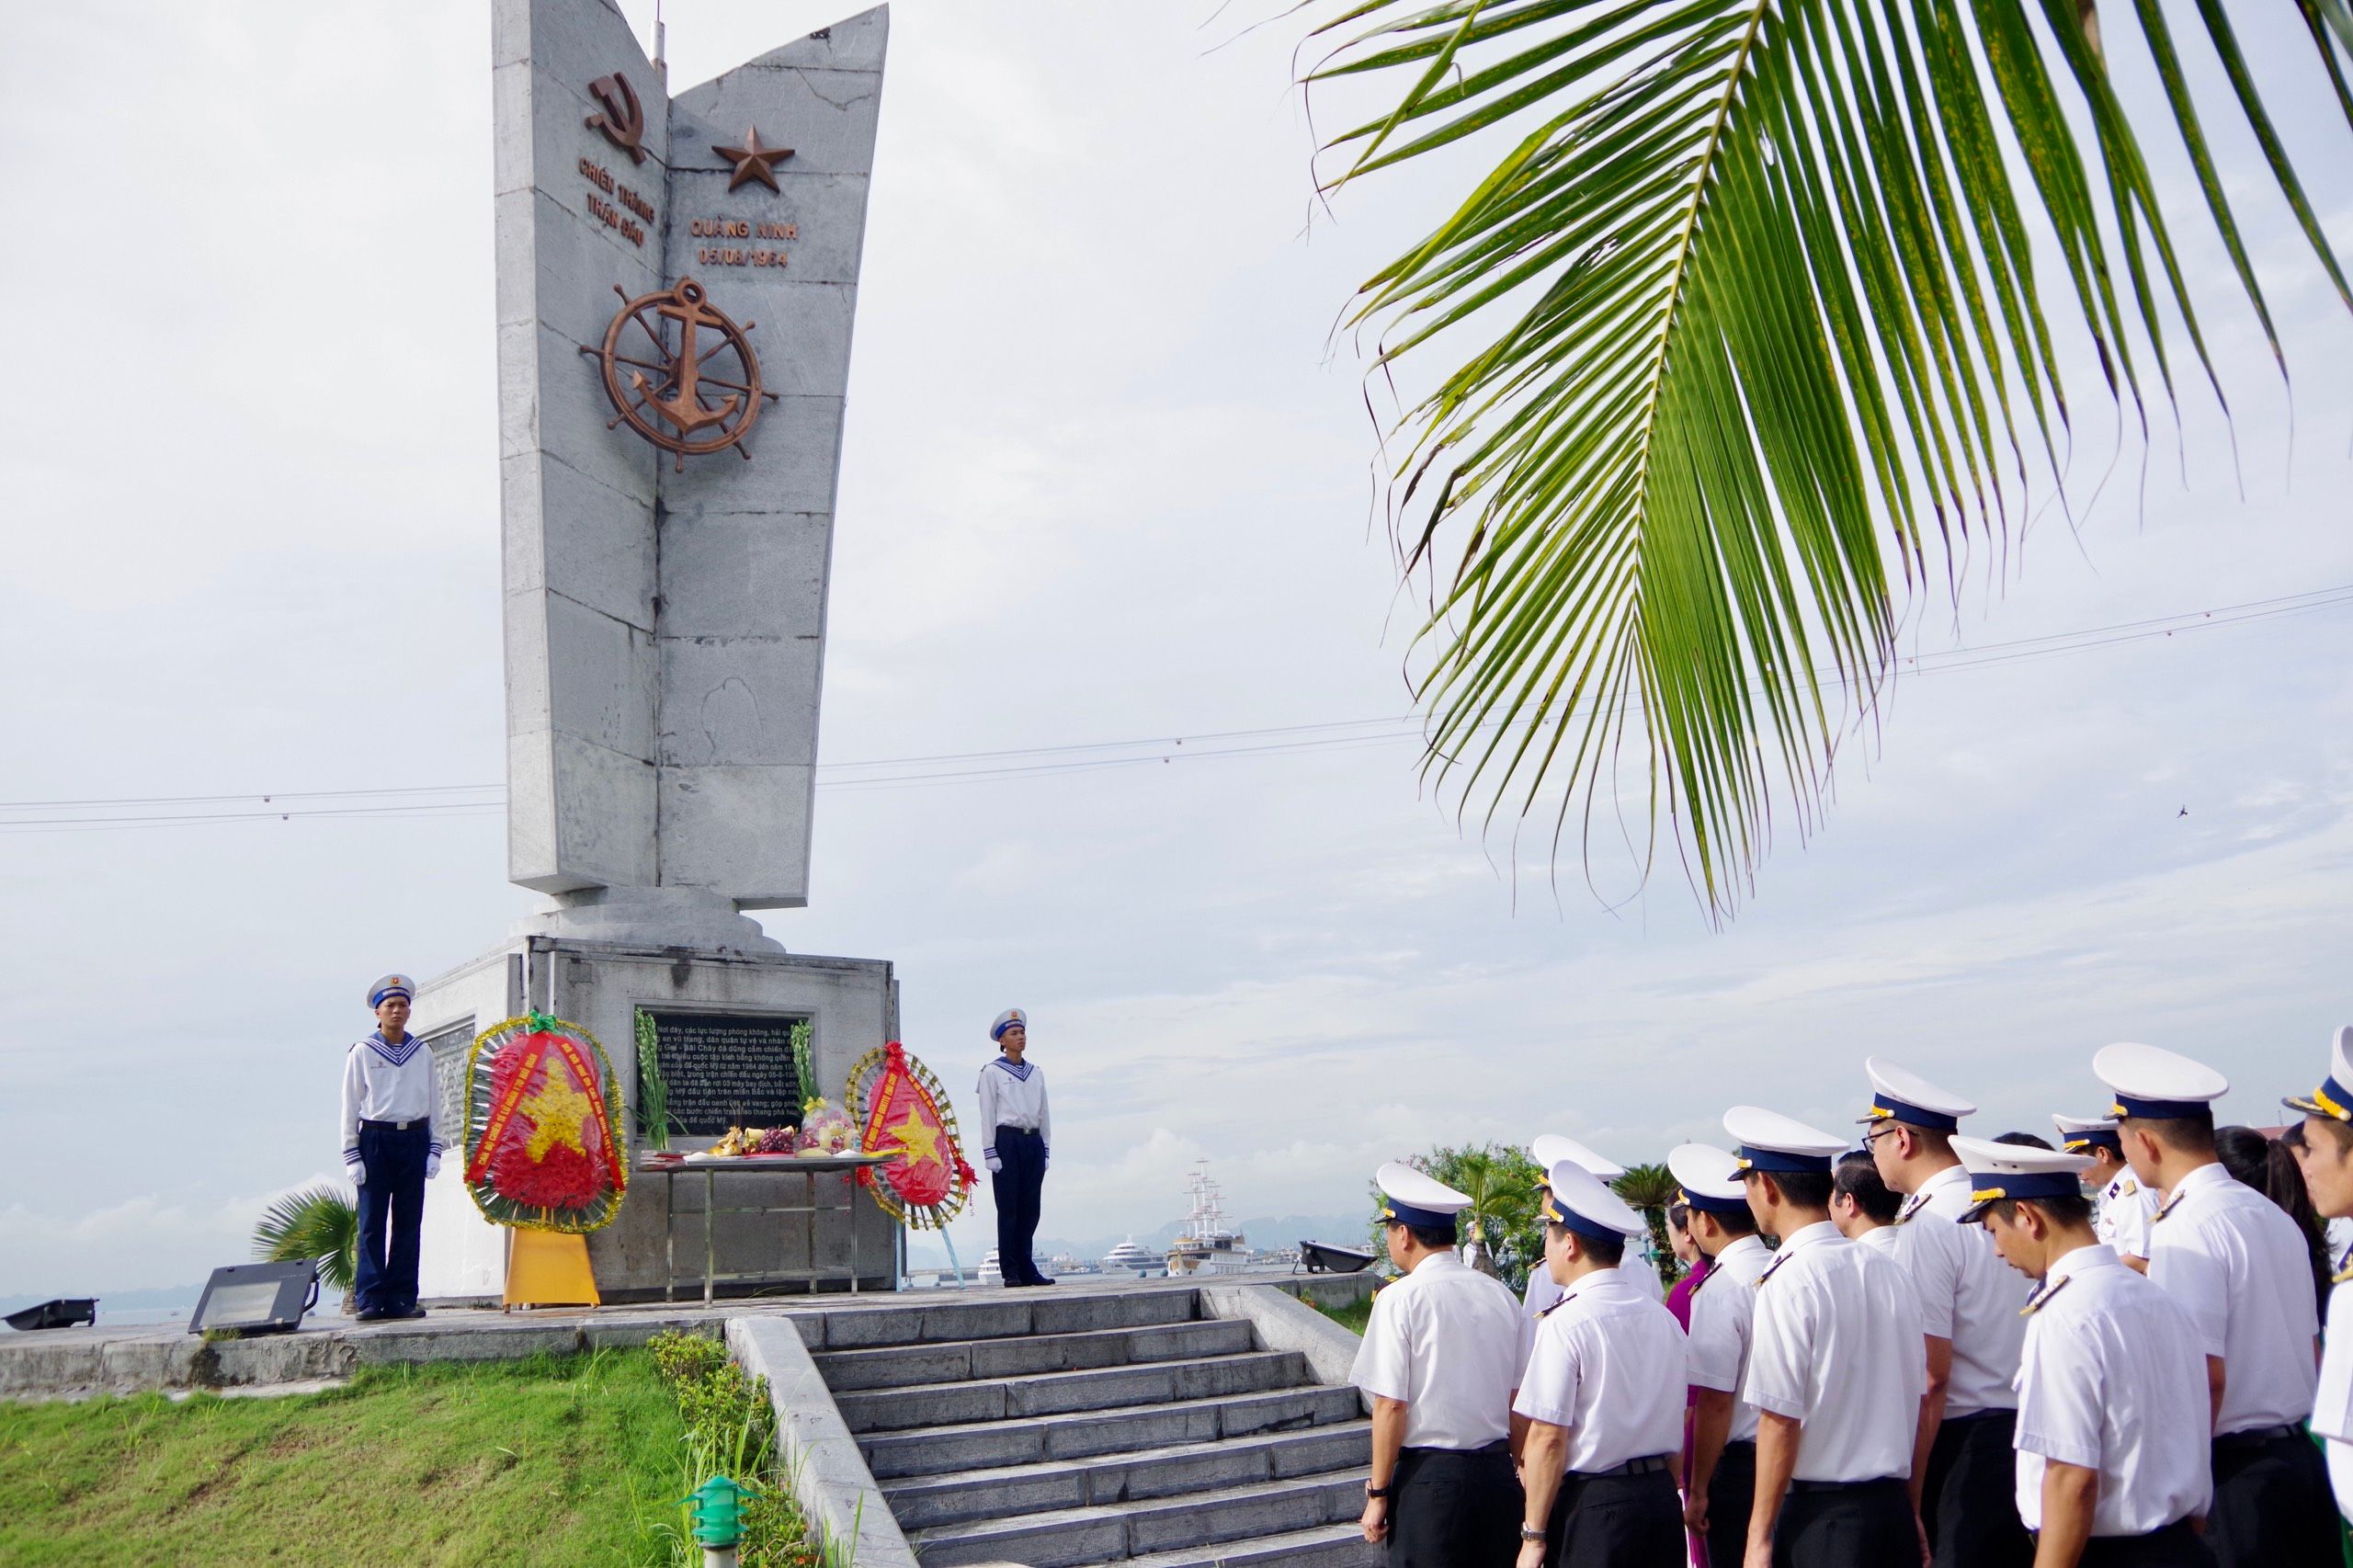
835,1350,1312,1435
907,1469,1369,1567
809,1287,1199,1351
816,1318,1256,1392
860,1384,1367,1478
1119,1523,1386,1568
884,1421,1373,1529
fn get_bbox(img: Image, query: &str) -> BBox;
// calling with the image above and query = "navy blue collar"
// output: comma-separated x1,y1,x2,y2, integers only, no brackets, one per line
992,1056,1034,1082
363,1030,421,1066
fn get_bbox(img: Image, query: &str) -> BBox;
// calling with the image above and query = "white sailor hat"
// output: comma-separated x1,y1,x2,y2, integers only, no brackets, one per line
2051,1112,2124,1154
1540,1159,1648,1241
1722,1106,1847,1174
1951,1134,2097,1222
1859,1056,1976,1132
1375,1162,1473,1231
368,973,415,1009
990,1007,1028,1041
1666,1142,1752,1216
2282,1026,2353,1123
1530,1133,1627,1180
2092,1041,2228,1120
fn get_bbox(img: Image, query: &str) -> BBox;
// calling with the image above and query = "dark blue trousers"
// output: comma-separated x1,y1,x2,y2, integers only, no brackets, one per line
353,1121,428,1314
992,1125,1047,1284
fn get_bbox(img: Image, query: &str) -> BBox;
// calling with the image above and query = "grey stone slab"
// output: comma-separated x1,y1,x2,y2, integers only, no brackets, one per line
884,1426,1369,1528
515,189,665,347
654,763,811,900
654,509,828,640
542,592,658,759
1196,1284,1370,1398
662,175,876,289
504,452,657,630
1120,1523,1385,1568
545,729,660,888
815,1338,973,1392
728,1314,921,1568
1029,1289,1199,1336
1165,1350,1309,1403
671,49,884,180
854,1384,1359,1478
506,0,672,180
961,1320,1253,1380
659,395,846,516
656,635,821,767
838,1377,1006,1433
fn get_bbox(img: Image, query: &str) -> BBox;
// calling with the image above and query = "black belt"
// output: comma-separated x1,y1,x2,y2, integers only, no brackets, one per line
361,1118,430,1131
1788,1475,1904,1494
1403,1439,1512,1457
2213,1423,2302,1448
1568,1454,1673,1479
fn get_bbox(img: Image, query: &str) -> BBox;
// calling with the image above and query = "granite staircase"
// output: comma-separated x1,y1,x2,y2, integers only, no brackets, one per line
817,1288,1381,1567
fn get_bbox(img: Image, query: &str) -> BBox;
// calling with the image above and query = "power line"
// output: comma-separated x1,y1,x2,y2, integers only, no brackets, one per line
2,583,2345,831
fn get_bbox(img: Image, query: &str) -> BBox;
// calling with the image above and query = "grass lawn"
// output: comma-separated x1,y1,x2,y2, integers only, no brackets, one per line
1314,1294,1374,1335
0,1350,695,1568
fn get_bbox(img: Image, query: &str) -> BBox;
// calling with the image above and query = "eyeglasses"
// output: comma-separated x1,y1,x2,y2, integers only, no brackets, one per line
1860,1127,1901,1149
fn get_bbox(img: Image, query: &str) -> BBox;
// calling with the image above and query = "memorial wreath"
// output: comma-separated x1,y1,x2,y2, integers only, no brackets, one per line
847,1040,976,1227
463,1012,629,1233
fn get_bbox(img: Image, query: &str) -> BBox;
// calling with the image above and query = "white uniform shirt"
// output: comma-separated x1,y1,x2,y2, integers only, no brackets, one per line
1513,1267,1688,1472
1892,1164,2031,1415
2012,1244,2211,1535
1351,1252,1528,1449
1686,1233,1771,1445
1858,1225,1904,1263
1743,1221,1927,1483
973,1056,1051,1161
340,1031,445,1174
2145,1160,2320,1434
1523,1245,1664,1368
2095,1169,2158,1260
2313,1271,2353,1524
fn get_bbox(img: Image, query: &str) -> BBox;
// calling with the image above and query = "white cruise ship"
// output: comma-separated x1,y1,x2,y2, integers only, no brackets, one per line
1101,1237,1162,1275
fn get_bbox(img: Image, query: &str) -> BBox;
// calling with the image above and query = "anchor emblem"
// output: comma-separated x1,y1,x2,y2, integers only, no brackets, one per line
585,73,648,165
582,278,779,469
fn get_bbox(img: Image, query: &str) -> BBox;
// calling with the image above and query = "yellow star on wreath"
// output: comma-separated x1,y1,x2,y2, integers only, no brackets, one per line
885,1108,940,1166
520,1064,594,1161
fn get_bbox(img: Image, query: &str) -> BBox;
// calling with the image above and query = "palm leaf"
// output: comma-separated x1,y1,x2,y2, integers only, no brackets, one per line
251,1183,359,1291
1308,0,2352,913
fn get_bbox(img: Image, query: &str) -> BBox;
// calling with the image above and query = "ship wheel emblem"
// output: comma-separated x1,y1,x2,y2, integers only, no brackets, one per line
582,278,779,469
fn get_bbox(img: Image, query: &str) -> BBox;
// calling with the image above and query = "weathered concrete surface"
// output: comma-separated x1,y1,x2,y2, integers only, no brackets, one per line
730,1314,921,1568
1196,1283,1371,1399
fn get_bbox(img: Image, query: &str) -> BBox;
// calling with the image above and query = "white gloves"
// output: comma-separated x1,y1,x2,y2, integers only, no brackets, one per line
985,1154,1004,1174
350,1164,368,1187
425,1152,442,1180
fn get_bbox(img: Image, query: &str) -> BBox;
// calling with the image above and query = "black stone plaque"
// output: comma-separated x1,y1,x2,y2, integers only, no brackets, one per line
645,1011,804,1135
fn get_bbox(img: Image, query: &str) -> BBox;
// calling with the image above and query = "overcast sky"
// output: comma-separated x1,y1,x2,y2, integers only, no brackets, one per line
3,1,2349,1294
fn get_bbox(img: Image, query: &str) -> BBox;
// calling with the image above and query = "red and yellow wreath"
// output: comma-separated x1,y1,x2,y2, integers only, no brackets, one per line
463,1013,629,1233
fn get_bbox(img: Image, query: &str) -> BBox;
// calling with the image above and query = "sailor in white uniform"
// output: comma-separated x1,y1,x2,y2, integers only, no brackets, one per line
1951,1136,2214,1568
1523,1135,1667,1319
2053,1112,2159,1270
1512,1159,1688,1568
1352,1163,1526,1566
2281,1028,2353,1532
339,973,443,1323
1726,1106,1926,1568
976,1008,1052,1287
1859,1057,2032,1568
1829,1150,1904,1259
1669,1142,1772,1568
2095,1040,2328,1567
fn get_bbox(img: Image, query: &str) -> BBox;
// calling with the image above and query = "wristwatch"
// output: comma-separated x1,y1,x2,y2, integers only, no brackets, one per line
1365,1482,1392,1499
1519,1525,1546,1543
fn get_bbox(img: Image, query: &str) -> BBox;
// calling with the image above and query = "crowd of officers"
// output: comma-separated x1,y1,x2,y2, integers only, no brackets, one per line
1348,1033,2353,1568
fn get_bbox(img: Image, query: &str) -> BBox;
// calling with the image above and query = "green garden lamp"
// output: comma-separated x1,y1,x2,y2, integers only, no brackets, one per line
687,1474,752,1555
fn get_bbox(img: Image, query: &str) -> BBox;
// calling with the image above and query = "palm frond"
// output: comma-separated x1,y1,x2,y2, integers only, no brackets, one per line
251,1183,359,1291
1309,0,2352,913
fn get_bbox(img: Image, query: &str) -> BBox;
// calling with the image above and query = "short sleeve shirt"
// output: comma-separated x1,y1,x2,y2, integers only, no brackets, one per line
2307,1266,2353,1522
1685,1234,1771,1444
1350,1253,1527,1449
2097,1171,2158,1260
2145,1162,2320,1433
1513,1268,1688,1472
1743,1221,1927,1483
1890,1165,2031,1415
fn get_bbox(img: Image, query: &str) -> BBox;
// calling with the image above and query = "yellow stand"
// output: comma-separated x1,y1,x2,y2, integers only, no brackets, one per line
503,1229,600,1310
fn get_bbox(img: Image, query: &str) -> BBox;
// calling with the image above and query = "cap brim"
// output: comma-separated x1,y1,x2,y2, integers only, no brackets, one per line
1956,1196,2000,1224
2283,1092,2346,1121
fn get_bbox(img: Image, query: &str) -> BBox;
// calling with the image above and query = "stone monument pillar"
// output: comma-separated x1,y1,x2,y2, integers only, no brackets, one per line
411,0,902,1302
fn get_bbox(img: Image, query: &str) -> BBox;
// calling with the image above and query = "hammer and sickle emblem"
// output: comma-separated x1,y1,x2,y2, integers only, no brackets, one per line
585,74,648,165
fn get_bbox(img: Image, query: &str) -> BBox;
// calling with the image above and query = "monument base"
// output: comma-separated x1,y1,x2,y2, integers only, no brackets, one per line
409,929,901,1304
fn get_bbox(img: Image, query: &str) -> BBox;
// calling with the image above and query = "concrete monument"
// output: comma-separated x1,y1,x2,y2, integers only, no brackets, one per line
412,0,899,1302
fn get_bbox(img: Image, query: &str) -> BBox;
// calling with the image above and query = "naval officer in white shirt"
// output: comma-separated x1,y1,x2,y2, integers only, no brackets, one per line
2282,1026,2353,1529
1727,1106,1926,1568
2095,1040,2329,1568
976,1008,1053,1287
339,973,443,1323
1952,1136,2213,1568
2053,1113,2158,1271
1671,1142,1773,1568
1523,1136,1667,1320
1512,1159,1688,1568
1859,1057,2033,1568
1353,1163,1527,1566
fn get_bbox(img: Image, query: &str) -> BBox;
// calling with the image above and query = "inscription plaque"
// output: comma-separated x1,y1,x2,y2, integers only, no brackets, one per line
644,1010,804,1135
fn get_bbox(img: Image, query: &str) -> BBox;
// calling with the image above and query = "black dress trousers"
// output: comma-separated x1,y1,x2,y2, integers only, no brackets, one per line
1770,1477,1915,1568
1921,1409,2031,1568
1541,1466,1684,1568
1704,1440,1758,1568
352,1119,428,1315
990,1125,1048,1284
2203,1427,2336,1568
1387,1442,1520,1568
2077,1519,2218,1568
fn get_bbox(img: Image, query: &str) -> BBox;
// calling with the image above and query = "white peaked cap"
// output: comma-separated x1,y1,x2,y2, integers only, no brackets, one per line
2052,1112,2120,1136
2282,1025,2353,1122
1375,1162,1472,1216
1541,1159,1647,1238
1666,1142,1746,1203
1861,1055,1977,1127
1722,1106,1848,1160
1530,1133,1627,1180
2092,1041,2229,1110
